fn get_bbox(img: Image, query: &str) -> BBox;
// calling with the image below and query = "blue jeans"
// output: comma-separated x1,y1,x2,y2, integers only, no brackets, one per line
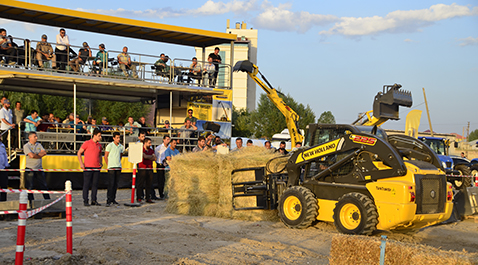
24,169,51,201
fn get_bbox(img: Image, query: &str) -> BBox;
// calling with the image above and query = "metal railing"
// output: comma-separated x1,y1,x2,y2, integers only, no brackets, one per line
14,121,202,154
0,36,232,89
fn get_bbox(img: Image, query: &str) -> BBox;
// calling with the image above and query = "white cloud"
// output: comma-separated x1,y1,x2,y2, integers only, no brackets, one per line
320,4,478,37
251,2,339,33
404,38,414,42
77,0,257,19
458,37,478,47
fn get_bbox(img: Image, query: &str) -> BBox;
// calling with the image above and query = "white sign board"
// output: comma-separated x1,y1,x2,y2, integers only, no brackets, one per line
128,142,143,163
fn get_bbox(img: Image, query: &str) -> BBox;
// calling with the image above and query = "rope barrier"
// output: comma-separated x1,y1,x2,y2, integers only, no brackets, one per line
27,193,67,218
0,189,67,194
0,168,169,172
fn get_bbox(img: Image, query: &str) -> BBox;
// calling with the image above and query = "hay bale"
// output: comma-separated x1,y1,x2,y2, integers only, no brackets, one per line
165,146,281,221
329,234,477,265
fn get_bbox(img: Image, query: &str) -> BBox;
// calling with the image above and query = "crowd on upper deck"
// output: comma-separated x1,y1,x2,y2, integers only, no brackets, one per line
0,27,224,87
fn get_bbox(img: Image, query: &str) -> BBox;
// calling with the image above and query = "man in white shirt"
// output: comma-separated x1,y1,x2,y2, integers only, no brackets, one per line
0,99,15,147
55,28,75,71
153,135,170,200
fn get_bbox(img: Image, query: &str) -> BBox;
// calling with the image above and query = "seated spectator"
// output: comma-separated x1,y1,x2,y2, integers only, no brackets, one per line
184,109,197,126
92,43,108,74
68,42,91,72
37,114,50,132
178,119,197,140
203,56,216,87
162,120,170,129
62,113,75,127
75,115,86,133
117,46,138,78
187,57,202,85
126,116,141,137
87,118,97,134
232,138,243,152
48,113,55,123
0,28,16,66
138,116,149,135
154,53,169,74
23,110,41,132
275,141,289,155
36,34,57,69
192,136,207,152
246,139,253,147
16,39,36,67
99,117,112,131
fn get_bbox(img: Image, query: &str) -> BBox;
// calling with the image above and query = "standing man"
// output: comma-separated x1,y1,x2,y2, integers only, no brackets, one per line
276,141,289,155
0,137,9,202
55,28,70,71
184,109,197,126
23,110,41,132
104,132,124,207
192,136,207,152
77,128,102,206
23,132,50,202
232,138,243,152
13,101,24,128
164,139,180,168
0,99,15,147
117,46,138,78
208,47,222,87
137,138,156,203
153,135,170,200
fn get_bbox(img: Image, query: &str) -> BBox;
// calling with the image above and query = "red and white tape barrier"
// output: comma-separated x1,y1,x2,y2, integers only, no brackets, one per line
0,168,169,172
0,188,66,194
27,193,67,218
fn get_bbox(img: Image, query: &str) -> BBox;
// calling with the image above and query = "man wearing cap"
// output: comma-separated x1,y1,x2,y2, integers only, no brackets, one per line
99,117,112,131
162,120,170,130
117,46,138,78
0,99,15,147
92,43,108,74
68,42,91,72
208,47,222,86
36,34,56,69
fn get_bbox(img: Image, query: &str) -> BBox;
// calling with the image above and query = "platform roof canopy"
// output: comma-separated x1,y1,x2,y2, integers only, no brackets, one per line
0,0,236,47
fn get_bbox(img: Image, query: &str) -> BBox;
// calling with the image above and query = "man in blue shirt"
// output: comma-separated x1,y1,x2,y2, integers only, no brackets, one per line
23,110,41,132
164,139,180,169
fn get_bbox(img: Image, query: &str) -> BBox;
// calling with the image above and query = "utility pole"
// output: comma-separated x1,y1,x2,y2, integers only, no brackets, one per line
466,122,470,141
422,88,433,136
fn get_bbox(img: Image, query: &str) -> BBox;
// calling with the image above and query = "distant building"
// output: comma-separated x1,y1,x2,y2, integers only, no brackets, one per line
195,20,258,111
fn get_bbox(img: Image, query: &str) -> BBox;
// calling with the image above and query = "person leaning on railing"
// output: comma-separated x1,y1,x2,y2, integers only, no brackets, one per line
68,42,91,72
36,34,57,69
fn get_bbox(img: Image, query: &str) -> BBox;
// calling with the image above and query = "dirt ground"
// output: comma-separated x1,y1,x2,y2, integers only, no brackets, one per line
0,189,477,265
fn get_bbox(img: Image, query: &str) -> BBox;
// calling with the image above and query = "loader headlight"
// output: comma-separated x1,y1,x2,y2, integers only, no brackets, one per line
442,161,447,169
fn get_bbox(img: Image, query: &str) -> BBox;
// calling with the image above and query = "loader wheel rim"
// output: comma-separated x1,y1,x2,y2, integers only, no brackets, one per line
283,196,301,220
340,203,361,230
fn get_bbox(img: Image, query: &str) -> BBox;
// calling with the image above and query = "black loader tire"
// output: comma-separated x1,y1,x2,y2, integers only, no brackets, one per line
278,186,318,229
454,165,472,190
333,192,378,235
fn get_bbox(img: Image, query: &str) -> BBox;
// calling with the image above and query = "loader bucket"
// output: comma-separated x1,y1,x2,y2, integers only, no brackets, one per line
233,60,254,73
373,84,412,120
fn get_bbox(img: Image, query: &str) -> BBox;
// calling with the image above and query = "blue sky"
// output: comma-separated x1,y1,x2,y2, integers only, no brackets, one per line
1,0,477,135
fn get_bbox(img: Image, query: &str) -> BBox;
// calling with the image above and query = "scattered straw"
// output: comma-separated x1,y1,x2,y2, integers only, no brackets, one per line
329,234,478,265
166,146,280,221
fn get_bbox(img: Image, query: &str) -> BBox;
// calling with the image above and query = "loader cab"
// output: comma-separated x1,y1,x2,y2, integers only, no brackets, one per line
304,124,387,147
302,124,387,182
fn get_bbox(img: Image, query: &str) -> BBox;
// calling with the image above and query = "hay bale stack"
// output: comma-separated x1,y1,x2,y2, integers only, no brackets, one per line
166,146,281,221
329,234,477,265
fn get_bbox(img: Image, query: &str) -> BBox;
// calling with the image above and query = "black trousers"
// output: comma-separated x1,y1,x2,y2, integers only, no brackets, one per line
55,47,67,70
107,168,121,203
0,171,7,201
136,169,153,201
24,169,50,201
83,168,100,203
0,48,16,63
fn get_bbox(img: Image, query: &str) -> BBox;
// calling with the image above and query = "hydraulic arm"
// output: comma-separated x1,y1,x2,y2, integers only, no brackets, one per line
233,60,303,147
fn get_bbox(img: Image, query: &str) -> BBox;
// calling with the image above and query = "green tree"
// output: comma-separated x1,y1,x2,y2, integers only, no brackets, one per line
317,111,336,124
469,129,478,142
232,106,253,137
91,100,151,125
249,91,315,139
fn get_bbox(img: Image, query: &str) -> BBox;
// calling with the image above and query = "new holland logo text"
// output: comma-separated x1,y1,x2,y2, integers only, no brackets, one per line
303,142,336,158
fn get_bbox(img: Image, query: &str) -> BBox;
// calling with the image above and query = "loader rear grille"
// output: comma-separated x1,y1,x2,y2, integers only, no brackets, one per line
415,175,446,214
